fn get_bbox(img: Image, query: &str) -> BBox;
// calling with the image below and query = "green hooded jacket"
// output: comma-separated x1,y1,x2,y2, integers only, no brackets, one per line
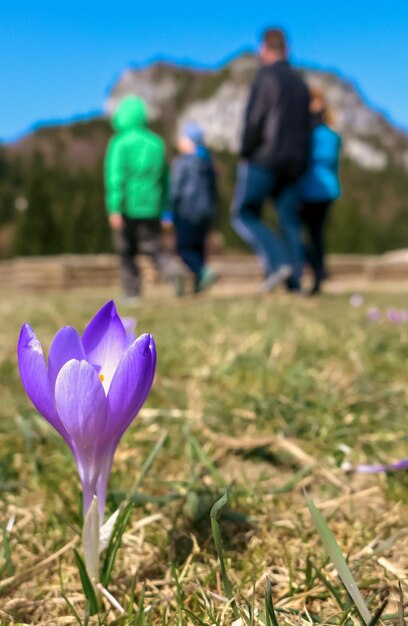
105,96,167,219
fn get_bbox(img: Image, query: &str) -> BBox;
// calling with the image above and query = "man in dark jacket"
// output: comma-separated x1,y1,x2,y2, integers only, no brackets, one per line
231,28,310,291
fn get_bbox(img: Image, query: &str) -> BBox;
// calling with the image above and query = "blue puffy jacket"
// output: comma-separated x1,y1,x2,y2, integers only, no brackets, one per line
170,146,217,223
299,123,341,202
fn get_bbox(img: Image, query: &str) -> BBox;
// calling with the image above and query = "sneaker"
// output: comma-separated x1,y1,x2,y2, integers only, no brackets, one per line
279,265,293,281
308,282,321,296
261,265,293,293
197,267,219,291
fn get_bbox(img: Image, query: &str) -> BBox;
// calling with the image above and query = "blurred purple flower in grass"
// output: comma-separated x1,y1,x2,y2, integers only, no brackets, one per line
387,308,408,324
350,294,364,307
18,301,156,522
357,458,408,473
367,307,381,322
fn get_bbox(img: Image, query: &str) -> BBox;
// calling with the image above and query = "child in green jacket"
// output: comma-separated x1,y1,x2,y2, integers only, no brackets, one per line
105,96,180,300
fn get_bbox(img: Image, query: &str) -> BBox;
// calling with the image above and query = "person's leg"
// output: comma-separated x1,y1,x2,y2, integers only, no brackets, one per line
231,162,288,277
195,218,218,291
274,185,304,290
113,217,141,296
142,219,183,293
175,216,204,283
195,218,210,276
313,202,330,283
300,203,316,278
304,201,331,288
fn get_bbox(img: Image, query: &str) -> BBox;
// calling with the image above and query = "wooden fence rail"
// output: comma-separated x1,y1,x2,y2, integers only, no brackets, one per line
1,250,408,291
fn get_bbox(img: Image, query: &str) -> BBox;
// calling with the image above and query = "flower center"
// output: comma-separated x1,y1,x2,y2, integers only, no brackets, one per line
99,374,104,382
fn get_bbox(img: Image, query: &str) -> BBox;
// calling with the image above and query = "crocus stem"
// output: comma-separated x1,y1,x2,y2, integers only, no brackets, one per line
82,496,102,609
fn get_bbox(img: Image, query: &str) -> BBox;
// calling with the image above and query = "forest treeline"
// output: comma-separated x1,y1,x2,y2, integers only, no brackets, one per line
1,118,408,257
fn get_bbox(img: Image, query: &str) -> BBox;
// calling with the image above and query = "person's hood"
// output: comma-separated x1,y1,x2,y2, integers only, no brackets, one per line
112,97,147,132
182,121,204,145
195,144,212,163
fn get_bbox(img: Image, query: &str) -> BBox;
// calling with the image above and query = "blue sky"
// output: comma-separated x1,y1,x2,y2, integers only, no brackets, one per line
1,1,408,141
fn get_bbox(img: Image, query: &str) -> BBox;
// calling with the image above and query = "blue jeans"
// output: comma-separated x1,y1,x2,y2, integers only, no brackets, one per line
231,162,303,287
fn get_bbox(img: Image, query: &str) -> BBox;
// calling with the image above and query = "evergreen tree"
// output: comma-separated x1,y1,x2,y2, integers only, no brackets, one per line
13,153,61,255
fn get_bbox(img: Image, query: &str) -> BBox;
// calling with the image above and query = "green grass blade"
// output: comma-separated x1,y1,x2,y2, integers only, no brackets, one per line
265,575,280,626
83,599,90,626
398,582,405,626
189,435,225,485
59,559,82,626
305,493,372,625
126,569,138,619
100,500,133,587
100,435,167,590
74,549,100,616
1,527,14,577
61,591,83,626
171,561,184,626
135,583,146,625
312,560,346,610
182,608,208,625
210,488,235,608
130,431,167,495
381,611,408,622
367,600,389,626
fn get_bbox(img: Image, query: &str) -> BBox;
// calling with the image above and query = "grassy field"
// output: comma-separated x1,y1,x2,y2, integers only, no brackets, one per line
1,288,408,624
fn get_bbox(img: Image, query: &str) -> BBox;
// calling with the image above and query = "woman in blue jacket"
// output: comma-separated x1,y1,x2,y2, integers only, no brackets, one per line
170,123,218,292
299,88,341,295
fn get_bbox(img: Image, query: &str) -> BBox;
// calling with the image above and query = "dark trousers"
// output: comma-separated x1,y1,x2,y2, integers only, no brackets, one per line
231,162,303,287
174,215,211,286
113,217,178,296
301,201,331,287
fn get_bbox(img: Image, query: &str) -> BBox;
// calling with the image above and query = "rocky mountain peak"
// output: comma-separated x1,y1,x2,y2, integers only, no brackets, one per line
107,54,408,171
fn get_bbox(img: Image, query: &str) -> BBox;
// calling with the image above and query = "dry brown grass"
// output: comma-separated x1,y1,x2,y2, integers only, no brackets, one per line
1,288,408,624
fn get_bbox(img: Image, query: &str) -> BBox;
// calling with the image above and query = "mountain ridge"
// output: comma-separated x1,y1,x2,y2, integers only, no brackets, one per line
107,54,408,172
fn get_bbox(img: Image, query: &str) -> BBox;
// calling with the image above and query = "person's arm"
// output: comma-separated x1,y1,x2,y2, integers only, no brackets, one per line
209,160,218,221
104,137,125,229
169,157,186,214
161,162,169,212
240,70,275,159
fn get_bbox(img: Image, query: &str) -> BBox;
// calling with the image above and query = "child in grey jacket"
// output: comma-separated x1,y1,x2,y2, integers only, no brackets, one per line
170,123,218,292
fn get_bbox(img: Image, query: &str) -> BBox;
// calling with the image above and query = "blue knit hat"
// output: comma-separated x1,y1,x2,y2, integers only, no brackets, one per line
181,121,204,145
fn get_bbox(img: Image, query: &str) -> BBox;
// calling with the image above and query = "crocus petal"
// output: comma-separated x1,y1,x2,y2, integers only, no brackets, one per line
48,326,86,393
357,458,408,473
17,324,71,445
107,333,156,440
82,301,127,392
55,359,108,446
149,334,157,377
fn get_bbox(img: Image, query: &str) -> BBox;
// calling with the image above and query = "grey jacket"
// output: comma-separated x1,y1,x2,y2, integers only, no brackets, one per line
171,147,217,223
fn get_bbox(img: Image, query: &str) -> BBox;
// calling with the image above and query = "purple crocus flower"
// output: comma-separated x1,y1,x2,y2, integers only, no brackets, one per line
18,301,156,521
